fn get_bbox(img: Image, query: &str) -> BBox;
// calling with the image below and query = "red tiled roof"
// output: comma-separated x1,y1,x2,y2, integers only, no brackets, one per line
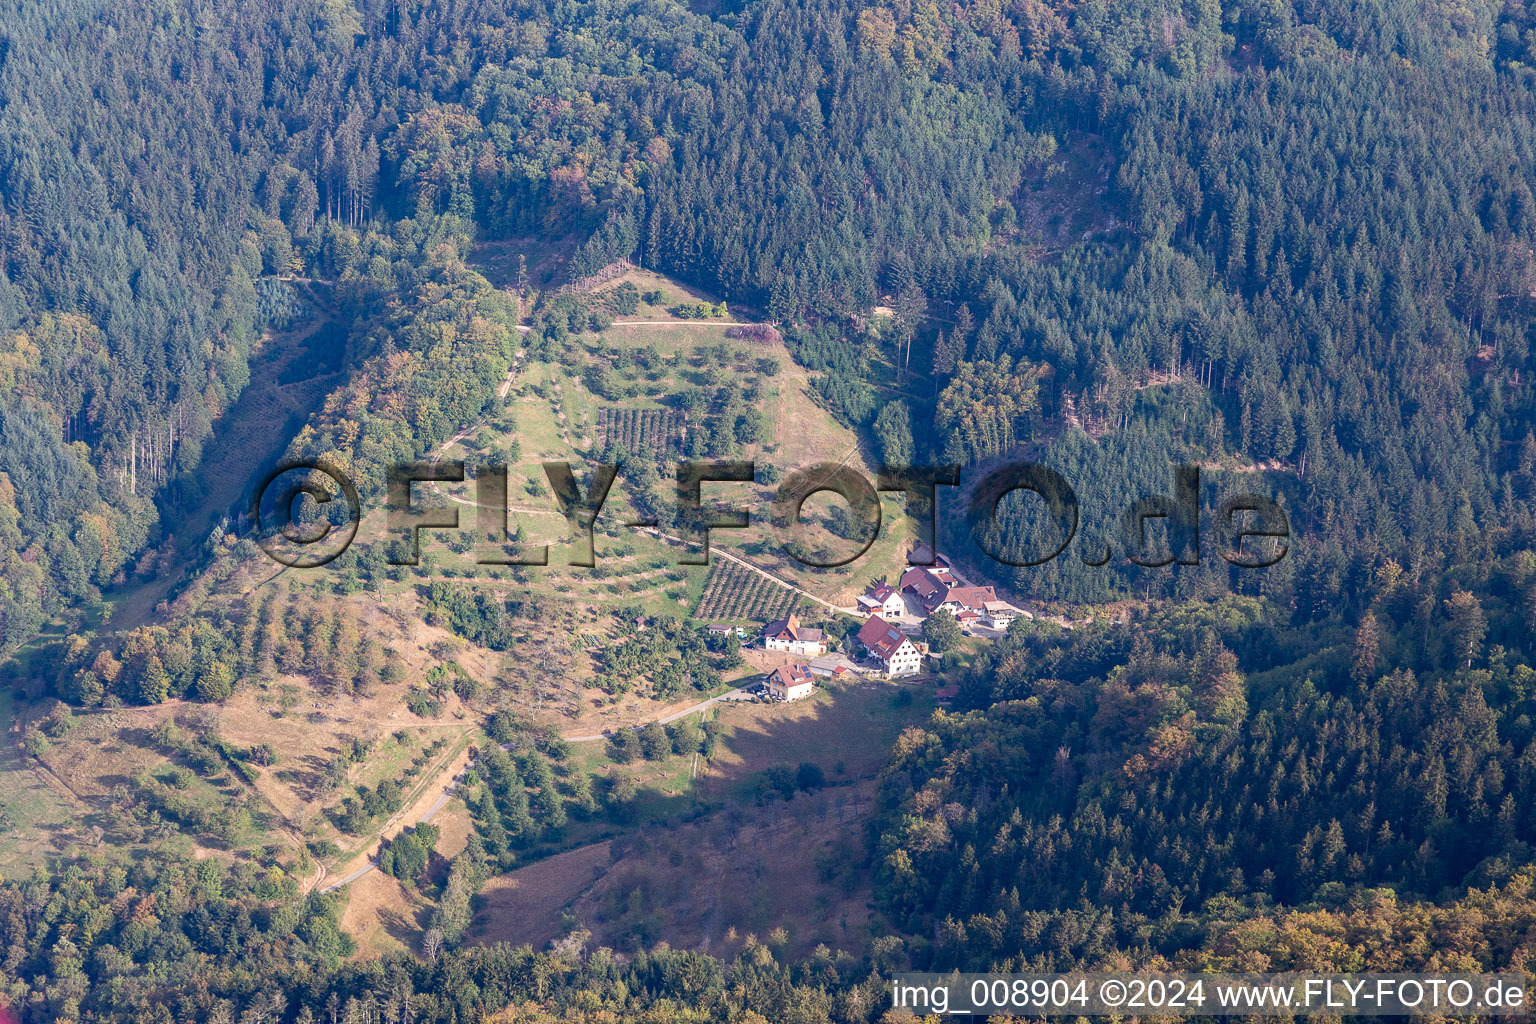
857,614,910,659
940,585,997,611
768,664,813,688
899,566,944,599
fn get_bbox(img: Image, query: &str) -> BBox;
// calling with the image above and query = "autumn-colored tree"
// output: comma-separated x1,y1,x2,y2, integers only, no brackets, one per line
1444,590,1487,668
1351,611,1381,684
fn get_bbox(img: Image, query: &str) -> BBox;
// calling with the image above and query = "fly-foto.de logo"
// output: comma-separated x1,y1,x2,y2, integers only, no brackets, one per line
249,459,1289,571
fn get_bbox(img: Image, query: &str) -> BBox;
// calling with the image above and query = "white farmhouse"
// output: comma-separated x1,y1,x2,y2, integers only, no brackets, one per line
759,613,829,656
764,663,816,701
857,614,924,678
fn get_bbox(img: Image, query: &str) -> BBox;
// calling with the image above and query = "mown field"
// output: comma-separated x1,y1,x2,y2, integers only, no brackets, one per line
462,676,934,954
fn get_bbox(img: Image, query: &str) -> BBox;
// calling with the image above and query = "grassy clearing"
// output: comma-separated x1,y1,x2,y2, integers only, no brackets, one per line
326,735,478,881
469,235,584,303
0,692,81,873
603,267,734,319
470,782,881,958
568,740,699,813
22,660,482,872
578,781,878,957
31,700,284,856
213,675,475,840
493,674,931,868
468,840,614,949
698,678,932,799
339,866,433,960
463,674,932,953
2,600,110,690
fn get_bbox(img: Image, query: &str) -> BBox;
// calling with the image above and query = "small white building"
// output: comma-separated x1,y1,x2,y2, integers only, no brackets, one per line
857,614,924,678
764,663,816,701
857,581,907,618
982,601,1020,629
760,613,829,656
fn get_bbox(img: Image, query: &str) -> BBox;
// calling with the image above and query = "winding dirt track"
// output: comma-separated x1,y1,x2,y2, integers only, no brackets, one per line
321,688,748,892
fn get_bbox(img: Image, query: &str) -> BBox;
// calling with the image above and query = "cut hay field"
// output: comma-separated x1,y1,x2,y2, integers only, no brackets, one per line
462,675,932,954
696,677,933,798
339,865,435,959
469,782,880,959
467,840,614,950
0,692,86,874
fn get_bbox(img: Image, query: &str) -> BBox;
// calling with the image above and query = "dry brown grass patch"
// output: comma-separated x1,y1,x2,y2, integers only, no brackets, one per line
468,841,614,949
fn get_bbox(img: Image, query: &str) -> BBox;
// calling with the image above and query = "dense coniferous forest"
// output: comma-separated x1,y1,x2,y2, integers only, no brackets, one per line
1,0,1536,1018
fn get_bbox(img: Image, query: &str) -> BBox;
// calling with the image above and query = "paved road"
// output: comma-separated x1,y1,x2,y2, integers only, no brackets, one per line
321,752,472,893
515,319,757,332
635,526,859,616
562,685,752,742
609,320,743,327
323,859,379,891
